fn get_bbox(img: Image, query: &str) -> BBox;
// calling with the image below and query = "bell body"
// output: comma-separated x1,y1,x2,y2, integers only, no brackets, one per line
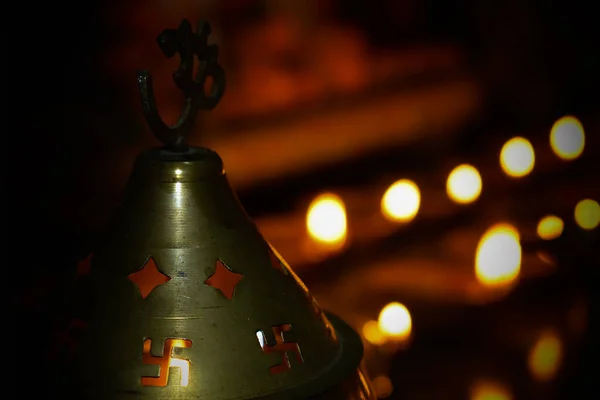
70,147,375,399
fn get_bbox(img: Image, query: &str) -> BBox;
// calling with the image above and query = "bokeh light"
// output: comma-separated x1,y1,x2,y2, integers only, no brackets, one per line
500,137,535,178
362,320,386,346
528,329,563,382
574,199,600,230
550,115,585,160
446,164,483,204
470,380,513,400
381,179,421,222
378,302,412,340
372,375,394,398
306,193,347,244
475,224,521,288
536,215,564,240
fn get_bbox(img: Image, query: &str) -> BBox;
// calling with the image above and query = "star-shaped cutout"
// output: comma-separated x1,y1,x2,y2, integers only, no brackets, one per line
204,259,243,300
269,248,289,275
76,253,93,278
128,257,171,299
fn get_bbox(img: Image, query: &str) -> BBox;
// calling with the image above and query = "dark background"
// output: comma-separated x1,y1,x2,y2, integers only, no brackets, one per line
9,0,599,398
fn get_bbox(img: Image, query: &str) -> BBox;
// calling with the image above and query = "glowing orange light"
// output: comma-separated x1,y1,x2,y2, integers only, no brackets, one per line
141,338,192,387
500,137,535,178
470,380,512,400
381,179,420,222
377,302,412,340
446,164,482,204
550,115,585,160
306,193,347,244
528,329,563,382
372,375,394,398
574,199,600,230
475,224,521,288
536,215,564,240
362,320,386,346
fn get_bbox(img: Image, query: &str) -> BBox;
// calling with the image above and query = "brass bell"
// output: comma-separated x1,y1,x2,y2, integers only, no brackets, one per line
59,19,375,399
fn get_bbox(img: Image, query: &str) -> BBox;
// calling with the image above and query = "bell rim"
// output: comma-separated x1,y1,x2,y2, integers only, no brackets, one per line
253,312,364,400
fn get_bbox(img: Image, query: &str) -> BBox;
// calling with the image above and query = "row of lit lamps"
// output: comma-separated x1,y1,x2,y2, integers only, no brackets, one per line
305,115,598,286
306,115,596,238
303,115,595,399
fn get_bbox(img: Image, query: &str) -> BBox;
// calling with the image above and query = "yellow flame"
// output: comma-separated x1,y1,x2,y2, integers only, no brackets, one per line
306,193,347,244
362,320,386,345
528,329,563,382
500,137,535,178
446,164,482,204
470,380,512,400
574,199,600,230
475,224,521,288
550,115,585,160
378,302,412,340
536,215,564,240
381,179,421,222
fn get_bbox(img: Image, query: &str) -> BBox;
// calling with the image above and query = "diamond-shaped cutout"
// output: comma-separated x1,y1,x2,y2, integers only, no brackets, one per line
128,257,171,299
204,259,243,300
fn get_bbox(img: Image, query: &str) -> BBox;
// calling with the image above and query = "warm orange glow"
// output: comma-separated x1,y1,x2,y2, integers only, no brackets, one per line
500,137,535,178
470,380,512,400
204,259,244,301
574,199,600,230
446,164,482,204
362,320,386,346
128,257,171,300
536,215,564,240
141,338,192,387
381,179,420,222
528,329,563,382
475,224,521,288
306,193,347,244
372,375,394,398
378,302,412,340
169,339,191,387
550,115,585,160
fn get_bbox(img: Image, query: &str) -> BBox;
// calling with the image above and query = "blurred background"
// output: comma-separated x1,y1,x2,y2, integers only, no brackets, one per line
10,0,599,398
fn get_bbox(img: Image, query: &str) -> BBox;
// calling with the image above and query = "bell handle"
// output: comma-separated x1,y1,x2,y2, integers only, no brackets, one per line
136,19,226,151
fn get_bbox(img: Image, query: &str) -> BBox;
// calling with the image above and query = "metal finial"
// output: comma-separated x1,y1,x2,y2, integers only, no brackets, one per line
137,19,226,151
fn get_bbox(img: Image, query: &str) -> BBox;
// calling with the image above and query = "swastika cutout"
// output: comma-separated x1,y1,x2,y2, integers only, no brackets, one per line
141,338,192,387
256,324,304,374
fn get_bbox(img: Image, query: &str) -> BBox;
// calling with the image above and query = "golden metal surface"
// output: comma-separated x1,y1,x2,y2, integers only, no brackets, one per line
70,147,374,399
256,324,304,374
